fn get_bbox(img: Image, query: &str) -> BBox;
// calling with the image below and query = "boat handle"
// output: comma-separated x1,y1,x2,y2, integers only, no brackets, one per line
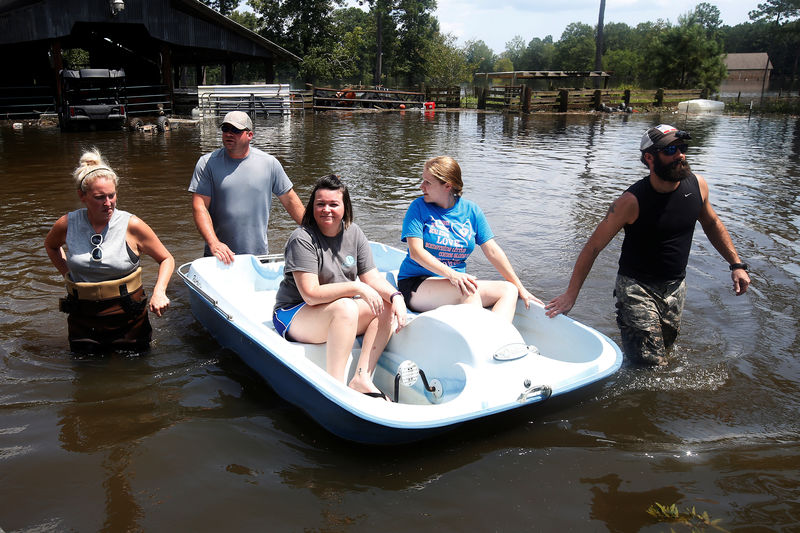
177,262,233,321
517,384,552,403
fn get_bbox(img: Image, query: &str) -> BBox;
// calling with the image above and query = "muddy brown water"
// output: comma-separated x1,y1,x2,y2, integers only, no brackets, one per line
1,111,799,531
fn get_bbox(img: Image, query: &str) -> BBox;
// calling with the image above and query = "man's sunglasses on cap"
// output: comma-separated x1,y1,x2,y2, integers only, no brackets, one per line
221,124,247,134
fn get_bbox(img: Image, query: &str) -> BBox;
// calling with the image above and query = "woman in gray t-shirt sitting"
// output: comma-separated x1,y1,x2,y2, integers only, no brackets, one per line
273,175,407,400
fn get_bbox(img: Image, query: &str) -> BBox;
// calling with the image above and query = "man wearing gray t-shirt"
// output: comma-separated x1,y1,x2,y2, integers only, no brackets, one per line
189,111,304,264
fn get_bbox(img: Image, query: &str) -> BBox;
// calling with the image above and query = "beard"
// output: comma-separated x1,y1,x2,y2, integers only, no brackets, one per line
653,155,692,182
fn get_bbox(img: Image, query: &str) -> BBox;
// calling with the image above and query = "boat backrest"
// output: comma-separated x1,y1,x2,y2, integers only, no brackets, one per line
370,242,406,272
384,270,399,289
251,256,284,291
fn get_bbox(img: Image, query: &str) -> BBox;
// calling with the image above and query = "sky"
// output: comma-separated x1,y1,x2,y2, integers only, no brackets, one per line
434,0,759,52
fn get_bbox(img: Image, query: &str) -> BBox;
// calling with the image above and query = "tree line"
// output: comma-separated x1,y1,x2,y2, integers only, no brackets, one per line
201,0,799,92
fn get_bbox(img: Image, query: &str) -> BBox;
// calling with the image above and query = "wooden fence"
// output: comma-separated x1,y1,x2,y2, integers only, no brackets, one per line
425,86,460,108
475,86,707,112
313,87,424,110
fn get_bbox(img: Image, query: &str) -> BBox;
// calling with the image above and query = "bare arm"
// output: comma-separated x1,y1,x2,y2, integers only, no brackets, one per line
360,268,407,332
407,236,478,296
480,238,541,307
696,175,751,295
278,188,305,225
293,270,383,313
44,215,69,277
128,216,175,316
545,192,638,317
191,192,234,264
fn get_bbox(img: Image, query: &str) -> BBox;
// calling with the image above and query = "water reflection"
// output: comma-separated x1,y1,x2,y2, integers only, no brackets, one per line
57,357,173,532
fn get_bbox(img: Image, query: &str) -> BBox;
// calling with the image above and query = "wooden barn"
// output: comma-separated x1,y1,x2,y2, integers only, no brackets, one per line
723,53,773,82
0,0,300,119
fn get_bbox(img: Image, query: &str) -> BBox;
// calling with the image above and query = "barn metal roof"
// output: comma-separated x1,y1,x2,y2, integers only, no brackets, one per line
0,0,300,62
723,53,772,71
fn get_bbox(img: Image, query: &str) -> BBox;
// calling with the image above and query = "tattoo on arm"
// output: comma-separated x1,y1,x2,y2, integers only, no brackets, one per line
603,201,617,221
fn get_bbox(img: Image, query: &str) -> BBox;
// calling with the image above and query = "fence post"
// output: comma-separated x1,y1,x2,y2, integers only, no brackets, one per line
593,89,602,110
701,87,708,99
522,86,531,113
558,89,569,112
478,86,486,110
655,88,664,107
624,89,631,108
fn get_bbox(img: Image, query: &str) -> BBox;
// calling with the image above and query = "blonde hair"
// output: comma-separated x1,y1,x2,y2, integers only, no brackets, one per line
424,156,463,197
72,148,119,191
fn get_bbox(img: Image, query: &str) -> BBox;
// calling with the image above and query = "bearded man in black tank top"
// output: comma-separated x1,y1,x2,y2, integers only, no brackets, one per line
545,124,751,366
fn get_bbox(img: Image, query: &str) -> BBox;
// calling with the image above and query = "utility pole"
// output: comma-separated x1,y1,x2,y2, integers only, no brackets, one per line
594,0,606,88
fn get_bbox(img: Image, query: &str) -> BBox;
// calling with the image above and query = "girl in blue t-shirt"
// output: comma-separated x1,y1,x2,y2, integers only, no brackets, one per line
397,156,540,322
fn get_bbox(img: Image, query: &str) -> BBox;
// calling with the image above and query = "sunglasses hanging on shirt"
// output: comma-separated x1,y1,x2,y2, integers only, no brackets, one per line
90,233,103,262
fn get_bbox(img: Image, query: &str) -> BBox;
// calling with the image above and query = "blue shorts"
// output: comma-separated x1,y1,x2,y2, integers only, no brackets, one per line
272,302,305,340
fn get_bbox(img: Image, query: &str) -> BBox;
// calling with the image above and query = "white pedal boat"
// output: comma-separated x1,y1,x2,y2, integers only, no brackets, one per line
179,243,622,444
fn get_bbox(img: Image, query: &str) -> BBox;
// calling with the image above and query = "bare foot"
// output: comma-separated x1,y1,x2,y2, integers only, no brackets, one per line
349,375,391,402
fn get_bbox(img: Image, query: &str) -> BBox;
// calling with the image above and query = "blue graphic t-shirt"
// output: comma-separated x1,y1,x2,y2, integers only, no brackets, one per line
398,196,494,280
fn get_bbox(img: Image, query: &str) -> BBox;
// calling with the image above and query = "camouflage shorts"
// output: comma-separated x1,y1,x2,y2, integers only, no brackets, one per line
614,274,686,366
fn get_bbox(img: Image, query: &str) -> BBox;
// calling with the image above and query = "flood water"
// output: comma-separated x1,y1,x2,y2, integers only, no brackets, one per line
1,109,799,532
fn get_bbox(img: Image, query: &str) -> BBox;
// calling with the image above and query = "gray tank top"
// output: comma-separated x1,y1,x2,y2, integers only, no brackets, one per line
66,208,140,282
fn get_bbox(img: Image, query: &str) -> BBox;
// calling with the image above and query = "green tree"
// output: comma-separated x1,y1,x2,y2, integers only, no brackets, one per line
749,0,800,24
646,7,727,90
247,0,344,83
503,36,526,71
393,0,439,86
422,32,469,86
200,0,240,16
602,48,641,85
299,25,368,84
227,10,268,83
463,39,496,75
554,22,595,71
601,22,636,52
357,0,407,86
330,7,375,85
63,48,90,70
229,9,259,29
690,1,723,34
493,57,513,72
520,36,554,70
748,0,800,92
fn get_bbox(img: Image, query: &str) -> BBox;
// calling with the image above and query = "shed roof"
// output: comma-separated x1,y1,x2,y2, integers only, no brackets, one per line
724,53,772,71
0,0,300,62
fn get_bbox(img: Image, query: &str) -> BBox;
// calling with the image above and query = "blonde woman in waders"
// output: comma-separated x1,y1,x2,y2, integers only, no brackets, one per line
44,149,174,352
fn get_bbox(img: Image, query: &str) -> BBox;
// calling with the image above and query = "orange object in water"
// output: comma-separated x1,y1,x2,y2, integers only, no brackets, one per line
424,101,436,109
399,104,406,109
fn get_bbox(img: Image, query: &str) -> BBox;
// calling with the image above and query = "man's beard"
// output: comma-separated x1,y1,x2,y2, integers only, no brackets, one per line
653,155,692,182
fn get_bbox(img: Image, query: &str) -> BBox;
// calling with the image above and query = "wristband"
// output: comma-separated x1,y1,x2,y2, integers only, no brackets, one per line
729,262,748,272
389,291,402,303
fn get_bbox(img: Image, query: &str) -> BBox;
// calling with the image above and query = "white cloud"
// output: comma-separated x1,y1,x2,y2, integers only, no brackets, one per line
434,1,756,52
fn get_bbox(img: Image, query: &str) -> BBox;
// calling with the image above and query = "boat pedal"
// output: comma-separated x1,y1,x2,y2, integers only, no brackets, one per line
393,360,443,403
493,343,539,361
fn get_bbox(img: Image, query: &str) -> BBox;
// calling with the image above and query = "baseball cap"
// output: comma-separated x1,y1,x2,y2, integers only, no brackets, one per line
640,124,691,151
220,111,253,131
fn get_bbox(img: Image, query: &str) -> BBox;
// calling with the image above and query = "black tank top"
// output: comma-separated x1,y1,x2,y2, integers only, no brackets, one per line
618,172,702,282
